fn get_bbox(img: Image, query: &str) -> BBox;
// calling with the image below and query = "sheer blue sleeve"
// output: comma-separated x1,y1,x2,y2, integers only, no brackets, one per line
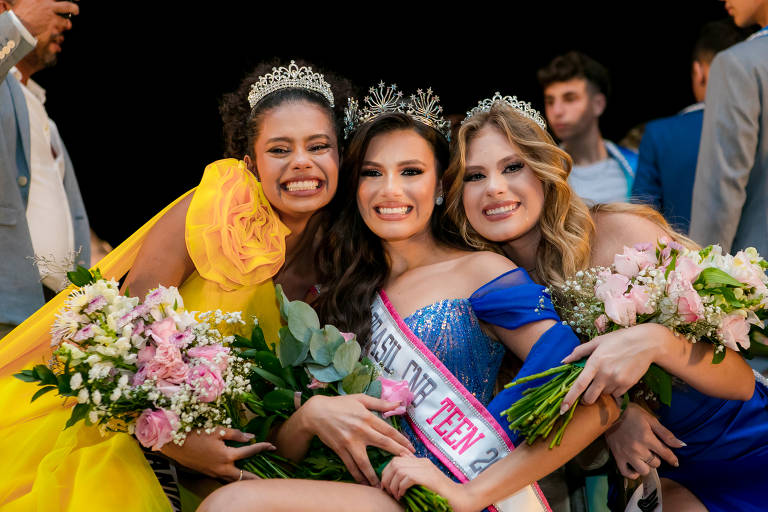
469,268,581,444
469,268,559,329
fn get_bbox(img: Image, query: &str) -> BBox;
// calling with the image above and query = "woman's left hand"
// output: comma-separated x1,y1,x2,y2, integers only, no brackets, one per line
560,324,664,412
381,455,475,512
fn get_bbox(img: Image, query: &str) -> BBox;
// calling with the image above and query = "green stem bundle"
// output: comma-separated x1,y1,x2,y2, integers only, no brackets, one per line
501,364,584,449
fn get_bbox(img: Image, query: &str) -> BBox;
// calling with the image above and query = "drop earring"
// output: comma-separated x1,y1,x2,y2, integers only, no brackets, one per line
435,195,444,206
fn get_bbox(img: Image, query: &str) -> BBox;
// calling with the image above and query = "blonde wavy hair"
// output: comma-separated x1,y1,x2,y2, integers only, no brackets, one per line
591,202,699,250
444,103,594,286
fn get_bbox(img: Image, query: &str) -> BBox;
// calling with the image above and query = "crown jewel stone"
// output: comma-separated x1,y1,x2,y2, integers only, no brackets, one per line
247,60,334,109
463,92,547,130
344,82,451,141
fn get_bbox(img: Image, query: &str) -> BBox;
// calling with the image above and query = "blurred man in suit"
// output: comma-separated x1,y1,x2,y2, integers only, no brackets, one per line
0,0,85,339
631,20,747,233
689,0,768,255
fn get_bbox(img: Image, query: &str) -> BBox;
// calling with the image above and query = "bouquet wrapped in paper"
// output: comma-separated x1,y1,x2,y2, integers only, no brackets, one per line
501,239,768,448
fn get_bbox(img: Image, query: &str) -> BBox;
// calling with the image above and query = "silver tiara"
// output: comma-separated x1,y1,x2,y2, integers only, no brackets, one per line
247,60,334,109
463,92,547,130
344,82,451,141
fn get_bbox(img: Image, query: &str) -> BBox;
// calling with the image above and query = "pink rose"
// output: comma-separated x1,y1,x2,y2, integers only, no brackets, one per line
187,344,230,371
378,377,415,418
594,314,609,334
675,257,702,283
307,378,328,390
613,247,655,278
170,329,194,348
718,314,751,351
595,273,630,301
137,344,156,365
135,408,179,451
156,379,181,397
627,285,655,315
147,317,178,345
146,344,189,384
603,295,637,327
187,365,225,402
677,289,704,323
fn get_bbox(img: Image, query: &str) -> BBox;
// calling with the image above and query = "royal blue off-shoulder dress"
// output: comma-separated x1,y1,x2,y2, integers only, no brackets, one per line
485,273,768,512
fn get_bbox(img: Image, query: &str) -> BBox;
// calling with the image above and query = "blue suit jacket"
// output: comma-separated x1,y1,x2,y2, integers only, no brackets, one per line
631,105,704,233
0,20,90,326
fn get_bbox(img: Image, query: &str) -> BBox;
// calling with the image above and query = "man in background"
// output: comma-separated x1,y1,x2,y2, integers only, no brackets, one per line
538,51,637,204
0,0,87,339
689,0,768,255
632,20,747,233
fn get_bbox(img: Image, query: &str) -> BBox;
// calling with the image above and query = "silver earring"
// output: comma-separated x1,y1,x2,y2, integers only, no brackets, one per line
435,195,444,206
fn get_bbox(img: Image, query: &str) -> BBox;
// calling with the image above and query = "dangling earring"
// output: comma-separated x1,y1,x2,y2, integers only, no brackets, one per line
435,195,444,206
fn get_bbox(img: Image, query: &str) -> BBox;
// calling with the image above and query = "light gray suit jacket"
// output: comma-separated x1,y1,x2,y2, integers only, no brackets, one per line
0,12,90,327
689,32,768,255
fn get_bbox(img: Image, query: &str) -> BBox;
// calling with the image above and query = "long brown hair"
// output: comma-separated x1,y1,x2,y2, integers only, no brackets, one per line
444,103,595,286
316,113,467,344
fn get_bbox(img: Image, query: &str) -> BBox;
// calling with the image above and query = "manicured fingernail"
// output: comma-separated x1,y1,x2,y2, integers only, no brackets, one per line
560,403,570,415
679,441,687,447
673,460,679,467
245,433,255,439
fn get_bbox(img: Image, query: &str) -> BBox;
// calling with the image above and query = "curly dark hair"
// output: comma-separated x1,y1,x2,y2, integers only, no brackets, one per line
537,51,611,98
219,58,355,159
315,113,468,345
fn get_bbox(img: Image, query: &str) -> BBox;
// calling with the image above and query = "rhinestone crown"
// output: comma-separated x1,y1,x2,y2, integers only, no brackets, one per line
463,92,546,130
247,60,334,109
344,82,451,141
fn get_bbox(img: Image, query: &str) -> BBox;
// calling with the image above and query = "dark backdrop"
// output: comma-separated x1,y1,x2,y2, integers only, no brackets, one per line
31,1,731,246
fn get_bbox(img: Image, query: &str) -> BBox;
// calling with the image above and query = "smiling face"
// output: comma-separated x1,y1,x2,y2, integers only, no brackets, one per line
356,129,441,243
251,101,339,221
461,125,545,243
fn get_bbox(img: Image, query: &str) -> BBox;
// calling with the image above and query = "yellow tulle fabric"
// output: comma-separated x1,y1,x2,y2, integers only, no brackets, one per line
0,159,286,511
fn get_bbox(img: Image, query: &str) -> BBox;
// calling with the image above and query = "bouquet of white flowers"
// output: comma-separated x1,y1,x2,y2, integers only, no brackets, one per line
501,239,768,448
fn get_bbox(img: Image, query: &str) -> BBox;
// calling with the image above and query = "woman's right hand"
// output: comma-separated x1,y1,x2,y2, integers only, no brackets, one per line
604,403,684,479
296,394,416,486
160,427,275,481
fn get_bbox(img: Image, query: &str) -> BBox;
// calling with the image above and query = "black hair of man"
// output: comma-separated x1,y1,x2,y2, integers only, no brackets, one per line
691,19,750,63
537,51,611,98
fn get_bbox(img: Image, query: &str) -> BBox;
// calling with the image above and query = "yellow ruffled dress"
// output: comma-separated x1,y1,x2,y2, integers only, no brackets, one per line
0,159,289,511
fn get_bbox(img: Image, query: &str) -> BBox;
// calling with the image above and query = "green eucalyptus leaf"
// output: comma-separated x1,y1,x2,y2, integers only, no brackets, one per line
31,385,57,402
366,378,382,399
263,388,296,412
251,367,286,388
251,324,269,351
286,301,321,341
306,363,343,383
65,403,89,428
332,339,361,378
309,326,345,366
342,364,373,395
276,285,290,320
642,364,673,407
277,326,310,367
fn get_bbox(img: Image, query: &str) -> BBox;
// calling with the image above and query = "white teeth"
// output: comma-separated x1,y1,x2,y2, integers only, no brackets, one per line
285,180,320,191
485,204,517,215
378,207,409,215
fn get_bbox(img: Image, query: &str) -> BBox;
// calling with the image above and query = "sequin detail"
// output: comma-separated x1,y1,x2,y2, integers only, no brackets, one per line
399,298,504,483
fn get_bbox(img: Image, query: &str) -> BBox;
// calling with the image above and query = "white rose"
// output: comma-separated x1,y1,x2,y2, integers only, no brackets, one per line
70,373,83,390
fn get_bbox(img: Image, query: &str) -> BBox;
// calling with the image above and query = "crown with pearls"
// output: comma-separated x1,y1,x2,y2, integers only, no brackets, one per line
463,92,547,130
344,82,451,141
247,60,334,109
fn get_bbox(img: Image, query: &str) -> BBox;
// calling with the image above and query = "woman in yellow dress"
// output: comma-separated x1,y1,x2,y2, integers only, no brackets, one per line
0,59,355,511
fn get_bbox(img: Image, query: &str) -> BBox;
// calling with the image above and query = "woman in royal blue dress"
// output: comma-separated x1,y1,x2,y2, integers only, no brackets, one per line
441,96,764,511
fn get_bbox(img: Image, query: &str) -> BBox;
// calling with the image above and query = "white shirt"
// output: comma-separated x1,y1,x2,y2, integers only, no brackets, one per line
568,157,629,205
11,67,75,291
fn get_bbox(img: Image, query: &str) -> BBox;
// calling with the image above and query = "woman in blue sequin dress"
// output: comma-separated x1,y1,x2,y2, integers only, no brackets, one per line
200,95,625,512
445,97,763,511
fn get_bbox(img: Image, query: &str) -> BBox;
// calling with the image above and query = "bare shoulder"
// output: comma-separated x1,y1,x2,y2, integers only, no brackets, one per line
591,211,666,266
458,251,518,289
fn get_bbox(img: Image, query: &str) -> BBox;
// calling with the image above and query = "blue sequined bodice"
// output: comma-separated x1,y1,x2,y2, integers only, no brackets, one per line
399,298,505,479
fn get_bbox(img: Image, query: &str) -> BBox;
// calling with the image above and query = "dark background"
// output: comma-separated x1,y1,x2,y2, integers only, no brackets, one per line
32,1,733,246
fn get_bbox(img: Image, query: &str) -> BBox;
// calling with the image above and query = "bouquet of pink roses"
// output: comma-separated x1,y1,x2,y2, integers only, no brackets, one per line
501,239,768,448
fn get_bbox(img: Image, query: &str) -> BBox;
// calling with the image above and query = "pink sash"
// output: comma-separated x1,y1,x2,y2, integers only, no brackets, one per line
367,291,550,512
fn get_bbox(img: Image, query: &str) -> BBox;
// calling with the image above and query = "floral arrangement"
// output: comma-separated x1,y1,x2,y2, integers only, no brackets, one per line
501,240,768,448
15,267,252,451
230,286,452,512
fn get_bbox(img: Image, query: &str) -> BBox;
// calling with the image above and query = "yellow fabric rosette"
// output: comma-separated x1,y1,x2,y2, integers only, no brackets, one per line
0,159,287,511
